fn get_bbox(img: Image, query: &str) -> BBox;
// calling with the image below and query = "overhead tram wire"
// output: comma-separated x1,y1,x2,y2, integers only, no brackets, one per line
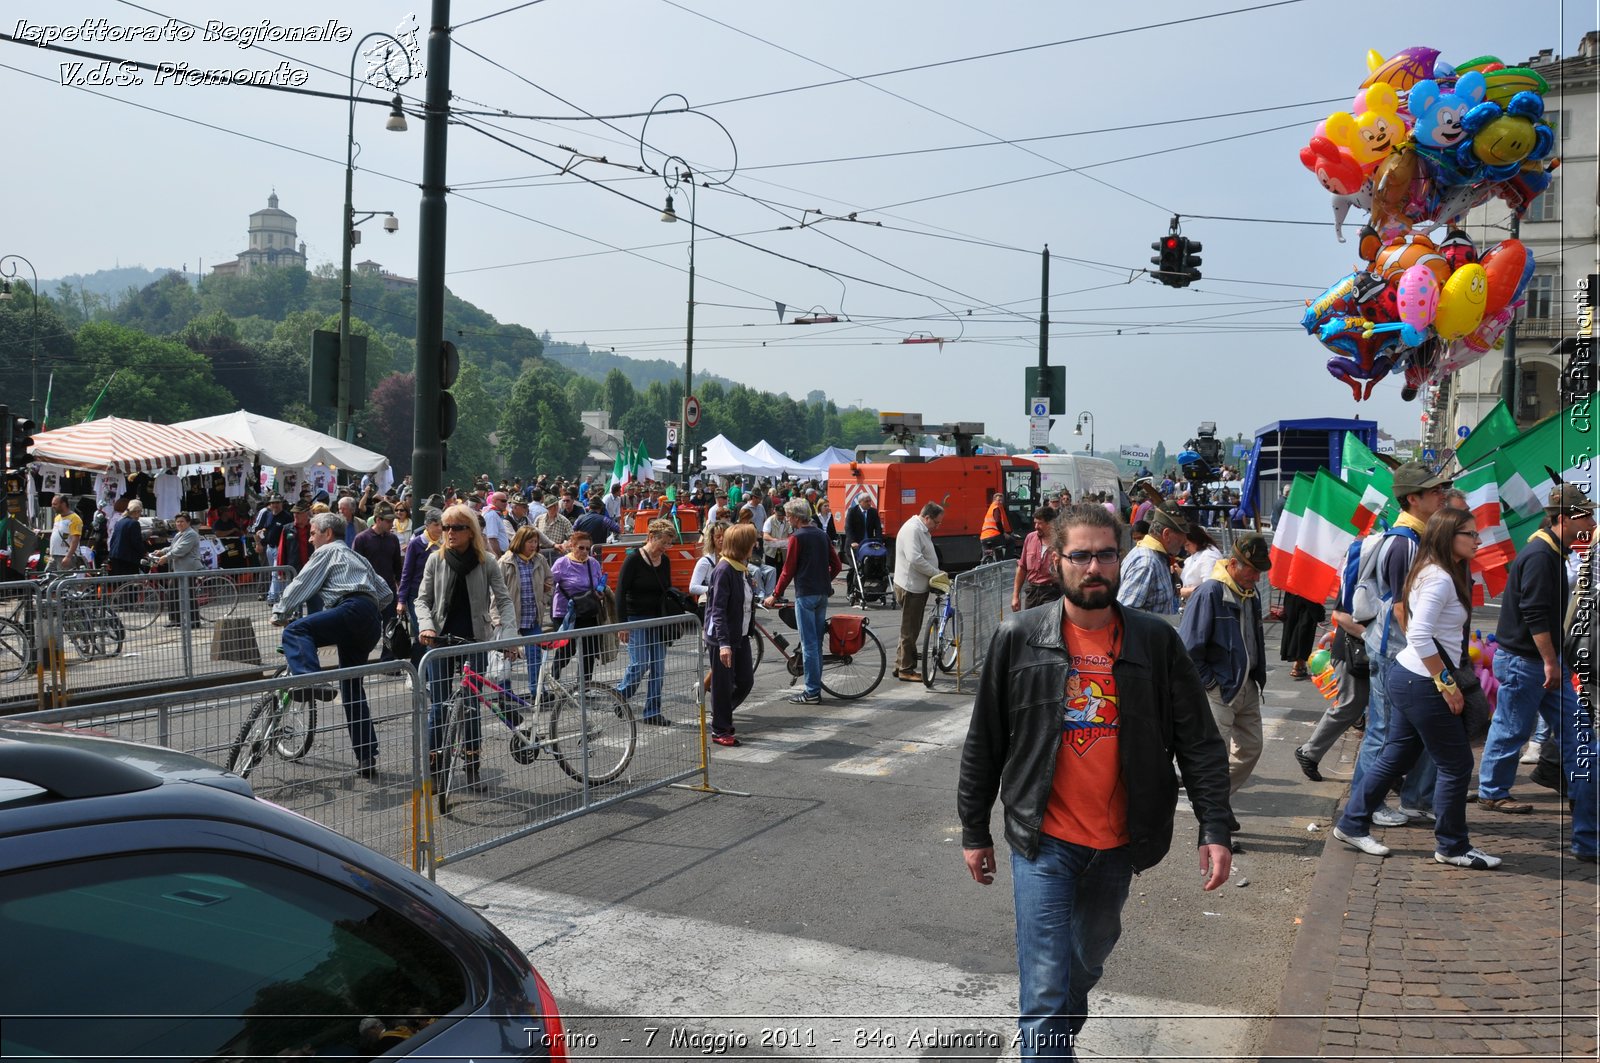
454,0,553,32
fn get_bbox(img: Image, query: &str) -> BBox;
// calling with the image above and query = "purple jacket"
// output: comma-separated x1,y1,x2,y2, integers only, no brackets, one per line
550,555,605,619
398,531,440,606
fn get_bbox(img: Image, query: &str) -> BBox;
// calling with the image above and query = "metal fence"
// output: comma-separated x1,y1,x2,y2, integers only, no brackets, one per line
11,612,717,875
418,613,711,869
3,566,292,711
952,559,1018,694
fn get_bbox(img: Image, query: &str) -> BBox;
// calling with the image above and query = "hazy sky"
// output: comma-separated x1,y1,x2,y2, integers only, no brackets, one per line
2,1,1593,453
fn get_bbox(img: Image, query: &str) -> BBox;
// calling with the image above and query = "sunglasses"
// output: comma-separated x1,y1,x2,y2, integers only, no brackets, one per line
442,524,472,533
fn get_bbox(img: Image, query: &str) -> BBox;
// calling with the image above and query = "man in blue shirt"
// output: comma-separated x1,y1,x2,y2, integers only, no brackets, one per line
765,500,841,705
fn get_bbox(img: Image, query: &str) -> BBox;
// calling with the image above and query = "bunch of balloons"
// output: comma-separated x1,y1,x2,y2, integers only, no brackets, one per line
1298,47,1557,401
1468,630,1500,712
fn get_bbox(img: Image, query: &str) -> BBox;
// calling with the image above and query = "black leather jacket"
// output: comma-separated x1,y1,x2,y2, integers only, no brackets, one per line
957,600,1234,872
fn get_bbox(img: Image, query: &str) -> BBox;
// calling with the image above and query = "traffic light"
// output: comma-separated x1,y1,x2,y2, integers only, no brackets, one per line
1181,238,1202,286
693,443,709,475
438,340,459,471
1150,235,1183,286
665,442,680,472
8,412,35,470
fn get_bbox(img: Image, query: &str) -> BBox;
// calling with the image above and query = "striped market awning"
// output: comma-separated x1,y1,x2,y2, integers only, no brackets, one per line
29,416,252,474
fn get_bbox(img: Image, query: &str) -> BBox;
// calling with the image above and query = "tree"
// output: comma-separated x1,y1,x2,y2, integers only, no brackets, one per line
1151,440,1167,473
448,361,501,481
496,362,585,478
69,321,232,422
363,372,415,476
603,368,634,423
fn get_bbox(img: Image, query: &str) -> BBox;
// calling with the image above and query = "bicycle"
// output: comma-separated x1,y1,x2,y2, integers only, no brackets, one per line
126,561,240,626
39,572,125,660
746,601,886,699
225,653,325,778
920,581,960,687
0,614,32,684
427,633,635,815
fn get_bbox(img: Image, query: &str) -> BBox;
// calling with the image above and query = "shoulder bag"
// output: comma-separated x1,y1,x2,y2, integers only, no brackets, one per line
568,559,603,619
1434,634,1490,742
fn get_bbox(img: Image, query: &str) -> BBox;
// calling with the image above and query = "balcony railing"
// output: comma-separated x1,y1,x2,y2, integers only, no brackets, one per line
1511,316,1578,341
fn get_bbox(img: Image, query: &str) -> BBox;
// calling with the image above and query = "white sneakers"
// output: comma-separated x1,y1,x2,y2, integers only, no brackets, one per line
1435,848,1502,870
1519,741,1543,765
1334,827,1391,857
1397,805,1435,821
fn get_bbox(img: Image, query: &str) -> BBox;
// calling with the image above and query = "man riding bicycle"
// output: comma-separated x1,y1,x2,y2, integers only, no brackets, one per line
270,512,395,778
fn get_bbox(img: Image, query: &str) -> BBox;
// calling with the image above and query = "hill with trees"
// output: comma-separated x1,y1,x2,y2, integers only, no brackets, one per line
0,264,902,478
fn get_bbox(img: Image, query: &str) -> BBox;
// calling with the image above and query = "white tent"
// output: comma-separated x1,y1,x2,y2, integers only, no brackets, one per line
173,410,390,476
701,434,785,476
801,445,854,471
745,440,814,477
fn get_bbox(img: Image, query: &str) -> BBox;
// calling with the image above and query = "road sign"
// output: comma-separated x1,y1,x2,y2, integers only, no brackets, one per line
1422,448,1437,461
665,420,680,446
1028,415,1050,447
1457,425,1471,439
1032,446,1048,454
1030,396,1049,418
684,395,701,428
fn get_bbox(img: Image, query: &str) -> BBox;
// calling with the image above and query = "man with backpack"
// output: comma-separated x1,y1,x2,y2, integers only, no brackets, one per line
1347,461,1449,826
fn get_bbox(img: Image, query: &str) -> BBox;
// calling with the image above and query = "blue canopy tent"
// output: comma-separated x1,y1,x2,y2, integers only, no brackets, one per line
1232,417,1380,522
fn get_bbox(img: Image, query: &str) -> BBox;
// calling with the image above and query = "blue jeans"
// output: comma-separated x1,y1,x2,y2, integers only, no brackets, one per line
795,593,827,698
426,649,488,755
1484,652,1597,856
615,618,665,718
1338,663,1475,857
1011,836,1134,1060
1352,648,1437,810
518,625,545,694
280,594,382,766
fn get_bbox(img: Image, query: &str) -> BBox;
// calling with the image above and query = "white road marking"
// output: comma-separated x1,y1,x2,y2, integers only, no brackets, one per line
439,871,1254,1061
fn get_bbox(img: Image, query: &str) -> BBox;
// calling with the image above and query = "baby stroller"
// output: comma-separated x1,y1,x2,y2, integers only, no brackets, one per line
847,537,893,608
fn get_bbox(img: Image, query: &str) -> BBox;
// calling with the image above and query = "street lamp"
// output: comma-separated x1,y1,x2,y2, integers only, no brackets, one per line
339,34,411,441
0,254,40,422
658,156,696,481
1074,411,1095,456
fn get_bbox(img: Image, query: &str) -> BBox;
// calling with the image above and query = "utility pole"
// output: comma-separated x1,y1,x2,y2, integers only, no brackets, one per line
1499,216,1521,418
411,0,451,516
1038,245,1049,378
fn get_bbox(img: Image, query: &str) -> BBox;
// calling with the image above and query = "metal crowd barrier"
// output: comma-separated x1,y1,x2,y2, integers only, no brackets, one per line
952,559,1018,695
0,579,45,711
17,565,292,710
12,612,720,876
418,612,711,870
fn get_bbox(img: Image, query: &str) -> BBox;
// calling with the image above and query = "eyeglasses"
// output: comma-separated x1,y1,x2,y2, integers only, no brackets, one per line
1062,548,1121,567
570,546,591,553
1456,529,1481,539
442,524,472,533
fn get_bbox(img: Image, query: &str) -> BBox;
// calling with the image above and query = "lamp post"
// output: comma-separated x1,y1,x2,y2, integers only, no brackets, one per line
658,157,696,481
1074,411,1095,456
0,254,40,423
340,34,411,441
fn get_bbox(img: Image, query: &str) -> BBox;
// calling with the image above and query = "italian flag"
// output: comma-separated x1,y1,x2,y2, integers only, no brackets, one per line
631,439,653,483
1268,469,1365,602
1454,398,1519,471
1454,460,1514,598
610,443,631,489
1492,405,1596,519
1340,433,1394,534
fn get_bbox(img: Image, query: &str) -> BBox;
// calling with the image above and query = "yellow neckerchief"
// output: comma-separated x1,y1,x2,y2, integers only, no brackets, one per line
1210,557,1255,598
1395,510,1427,534
1530,529,1563,556
722,557,749,573
1137,533,1167,555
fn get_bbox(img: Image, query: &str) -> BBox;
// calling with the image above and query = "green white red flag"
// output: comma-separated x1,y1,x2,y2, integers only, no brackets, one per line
1268,469,1365,603
1453,398,1519,472
1340,433,1394,534
1492,406,1596,518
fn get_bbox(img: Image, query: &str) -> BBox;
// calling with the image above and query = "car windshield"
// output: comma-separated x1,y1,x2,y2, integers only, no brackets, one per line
1,850,468,1060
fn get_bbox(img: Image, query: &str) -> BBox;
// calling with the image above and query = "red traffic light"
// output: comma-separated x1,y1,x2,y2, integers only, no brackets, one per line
1163,237,1179,249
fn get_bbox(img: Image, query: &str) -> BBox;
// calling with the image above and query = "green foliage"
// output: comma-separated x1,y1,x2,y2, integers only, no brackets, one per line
496,362,585,477
69,322,232,422
448,362,501,481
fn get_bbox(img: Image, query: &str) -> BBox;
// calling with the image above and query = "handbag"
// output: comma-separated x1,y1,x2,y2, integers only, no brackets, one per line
382,616,412,661
568,560,603,619
1435,637,1490,742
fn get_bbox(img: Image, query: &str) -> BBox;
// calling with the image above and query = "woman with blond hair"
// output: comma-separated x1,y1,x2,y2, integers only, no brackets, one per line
415,503,518,785
704,522,759,746
499,524,553,695
690,520,731,605
614,518,678,725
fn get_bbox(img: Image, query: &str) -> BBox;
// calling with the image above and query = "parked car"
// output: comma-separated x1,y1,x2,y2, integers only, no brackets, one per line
0,722,568,1061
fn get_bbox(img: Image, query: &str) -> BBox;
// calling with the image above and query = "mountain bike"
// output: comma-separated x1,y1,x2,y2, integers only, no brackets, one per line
747,601,886,699
225,655,325,778
428,633,635,815
921,584,960,687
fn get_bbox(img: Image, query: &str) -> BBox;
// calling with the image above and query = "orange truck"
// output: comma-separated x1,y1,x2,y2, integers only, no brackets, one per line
828,453,1040,571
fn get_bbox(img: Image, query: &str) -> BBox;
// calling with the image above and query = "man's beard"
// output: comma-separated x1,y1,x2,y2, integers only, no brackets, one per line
1062,575,1117,610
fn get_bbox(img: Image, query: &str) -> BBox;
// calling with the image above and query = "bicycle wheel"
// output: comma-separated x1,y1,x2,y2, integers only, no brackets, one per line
921,612,939,688
748,630,765,671
550,684,636,785
273,697,316,760
936,609,961,673
819,626,887,700
92,609,126,658
436,691,470,816
113,579,162,630
227,694,277,778
0,616,31,684
196,573,239,622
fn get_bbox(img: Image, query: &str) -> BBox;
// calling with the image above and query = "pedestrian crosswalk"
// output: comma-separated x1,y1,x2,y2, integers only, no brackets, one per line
438,870,1255,1060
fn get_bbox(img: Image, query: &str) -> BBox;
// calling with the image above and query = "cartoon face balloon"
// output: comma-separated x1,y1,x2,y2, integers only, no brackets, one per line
1434,263,1488,339
1409,71,1488,148
1324,83,1405,168
1395,263,1441,330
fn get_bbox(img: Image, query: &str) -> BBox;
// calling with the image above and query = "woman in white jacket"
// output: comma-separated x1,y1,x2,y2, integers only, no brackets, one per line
1334,508,1499,871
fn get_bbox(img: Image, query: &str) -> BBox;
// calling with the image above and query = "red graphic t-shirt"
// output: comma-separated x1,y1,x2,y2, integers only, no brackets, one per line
1041,618,1130,849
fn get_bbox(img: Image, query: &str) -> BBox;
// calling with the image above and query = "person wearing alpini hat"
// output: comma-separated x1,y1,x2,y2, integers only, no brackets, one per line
1179,533,1270,845
1117,503,1189,615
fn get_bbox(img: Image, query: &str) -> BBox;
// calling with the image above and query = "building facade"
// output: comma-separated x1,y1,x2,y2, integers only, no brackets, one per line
210,191,308,277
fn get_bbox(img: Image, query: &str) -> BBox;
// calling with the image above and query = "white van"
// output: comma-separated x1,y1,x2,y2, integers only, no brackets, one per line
1028,454,1125,507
